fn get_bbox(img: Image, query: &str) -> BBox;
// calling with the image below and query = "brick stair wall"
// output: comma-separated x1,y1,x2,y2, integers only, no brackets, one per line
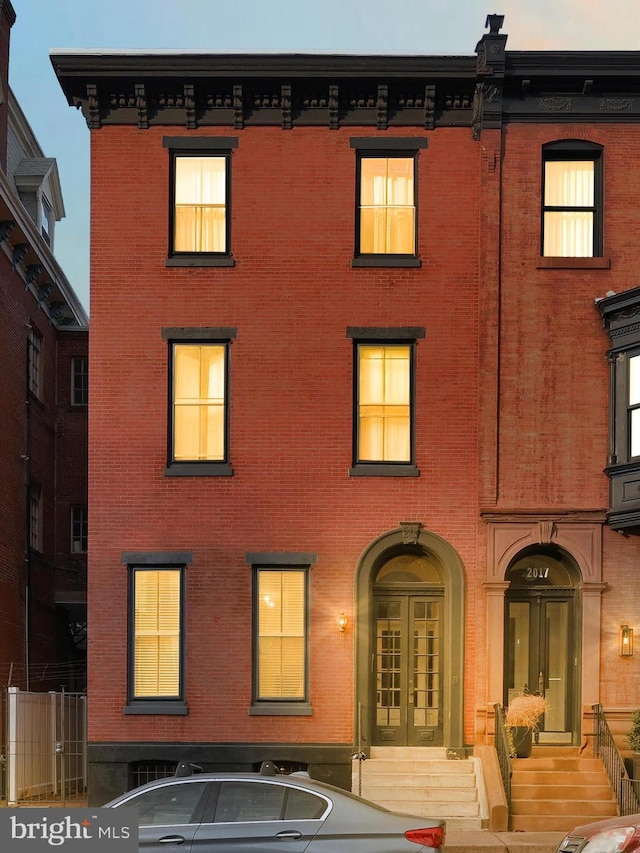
510,748,618,832
351,747,484,831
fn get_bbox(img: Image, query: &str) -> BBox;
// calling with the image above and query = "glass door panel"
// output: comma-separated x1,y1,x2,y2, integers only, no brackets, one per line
374,595,442,745
505,594,573,741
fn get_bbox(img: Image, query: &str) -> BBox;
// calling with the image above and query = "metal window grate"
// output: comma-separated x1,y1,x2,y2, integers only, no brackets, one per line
131,762,176,787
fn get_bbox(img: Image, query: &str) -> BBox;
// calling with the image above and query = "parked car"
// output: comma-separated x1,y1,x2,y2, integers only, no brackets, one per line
555,814,640,853
104,760,446,852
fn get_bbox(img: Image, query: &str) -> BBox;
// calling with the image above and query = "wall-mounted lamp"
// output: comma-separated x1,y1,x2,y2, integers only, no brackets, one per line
620,625,634,657
337,612,348,633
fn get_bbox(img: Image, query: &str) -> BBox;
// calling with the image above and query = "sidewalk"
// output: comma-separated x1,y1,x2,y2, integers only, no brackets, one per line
446,830,565,853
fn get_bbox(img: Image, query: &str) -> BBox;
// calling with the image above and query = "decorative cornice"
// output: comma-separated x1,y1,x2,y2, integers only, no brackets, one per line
51,45,640,131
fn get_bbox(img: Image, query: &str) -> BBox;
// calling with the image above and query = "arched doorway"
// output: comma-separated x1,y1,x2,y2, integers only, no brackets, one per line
355,524,466,753
373,553,444,745
504,547,582,744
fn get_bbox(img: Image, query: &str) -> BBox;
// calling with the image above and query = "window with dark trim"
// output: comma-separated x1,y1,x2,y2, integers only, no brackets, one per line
350,137,426,268
162,327,236,477
29,482,43,552
347,326,424,477
28,326,42,399
247,552,315,716
71,356,88,406
123,551,192,715
542,140,603,258
163,137,237,267
598,287,640,531
71,505,88,553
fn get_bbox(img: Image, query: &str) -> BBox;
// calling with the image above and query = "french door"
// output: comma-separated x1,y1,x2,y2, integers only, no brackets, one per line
373,594,443,746
505,591,574,740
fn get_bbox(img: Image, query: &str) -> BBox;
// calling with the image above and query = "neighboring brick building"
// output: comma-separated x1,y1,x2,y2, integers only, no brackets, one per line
53,15,640,804
0,0,88,695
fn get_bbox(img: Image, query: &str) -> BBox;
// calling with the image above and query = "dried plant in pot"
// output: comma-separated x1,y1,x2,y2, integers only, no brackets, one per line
504,692,550,758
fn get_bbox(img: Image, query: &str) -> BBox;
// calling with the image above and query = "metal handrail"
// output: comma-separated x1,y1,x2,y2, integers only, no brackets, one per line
494,703,512,814
593,703,640,816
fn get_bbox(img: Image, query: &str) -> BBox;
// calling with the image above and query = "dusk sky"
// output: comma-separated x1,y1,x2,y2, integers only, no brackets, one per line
8,0,640,312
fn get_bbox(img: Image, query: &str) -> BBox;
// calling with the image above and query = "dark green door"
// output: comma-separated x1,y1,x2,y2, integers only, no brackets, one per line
505,592,574,741
373,595,442,746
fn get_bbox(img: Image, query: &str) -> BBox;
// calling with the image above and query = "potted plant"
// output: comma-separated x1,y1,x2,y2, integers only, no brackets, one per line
504,692,550,758
626,709,640,791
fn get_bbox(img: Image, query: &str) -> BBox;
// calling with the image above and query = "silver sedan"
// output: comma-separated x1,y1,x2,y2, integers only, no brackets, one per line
104,761,446,852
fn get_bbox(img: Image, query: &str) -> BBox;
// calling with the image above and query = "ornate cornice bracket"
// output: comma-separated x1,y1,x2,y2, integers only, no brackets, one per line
184,84,196,129
85,83,101,129
135,83,149,129
233,84,244,130
329,84,339,130
376,84,388,130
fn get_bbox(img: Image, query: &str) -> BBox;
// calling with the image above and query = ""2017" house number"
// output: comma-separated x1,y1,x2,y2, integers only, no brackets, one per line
524,566,550,580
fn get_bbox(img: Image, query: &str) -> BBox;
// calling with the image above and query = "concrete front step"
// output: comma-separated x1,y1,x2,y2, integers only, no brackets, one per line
360,785,479,802
352,748,483,830
512,757,604,771
511,784,614,800
508,755,617,833
510,814,616,833
511,770,611,786
511,798,618,817
369,747,448,760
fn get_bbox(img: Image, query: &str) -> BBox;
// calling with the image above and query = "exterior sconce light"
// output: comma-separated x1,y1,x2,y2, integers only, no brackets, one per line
620,625,634,657
338,612,348,633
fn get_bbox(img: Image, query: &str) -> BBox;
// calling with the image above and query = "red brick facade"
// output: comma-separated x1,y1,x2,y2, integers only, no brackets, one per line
53,19,640,804
0,1,88,695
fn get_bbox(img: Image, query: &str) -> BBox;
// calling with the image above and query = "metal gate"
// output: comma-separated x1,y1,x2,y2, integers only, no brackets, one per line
1,687,87,805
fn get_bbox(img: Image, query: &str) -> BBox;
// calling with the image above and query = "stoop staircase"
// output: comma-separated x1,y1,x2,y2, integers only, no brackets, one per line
510,747,618,832
352,747,484,830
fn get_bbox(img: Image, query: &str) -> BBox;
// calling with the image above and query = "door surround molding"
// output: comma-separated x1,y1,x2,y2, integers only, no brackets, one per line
354,524,466,752
483,515,605,715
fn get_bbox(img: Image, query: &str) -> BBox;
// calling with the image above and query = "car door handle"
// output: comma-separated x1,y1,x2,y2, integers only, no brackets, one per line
275,830,303,839
158,836,187,845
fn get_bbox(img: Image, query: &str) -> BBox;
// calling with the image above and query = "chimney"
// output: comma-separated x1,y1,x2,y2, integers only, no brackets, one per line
0,1,16,173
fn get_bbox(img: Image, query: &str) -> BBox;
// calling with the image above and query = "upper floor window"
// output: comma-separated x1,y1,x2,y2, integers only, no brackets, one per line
597,287,640,531
347,327,424,477
71,505,88,553
162,327,236,477
28,326,42,399
71,356,88,406
350,138,426,268
29,483,42,552
163,137,237,267
40,195,53,246
542,140,603,258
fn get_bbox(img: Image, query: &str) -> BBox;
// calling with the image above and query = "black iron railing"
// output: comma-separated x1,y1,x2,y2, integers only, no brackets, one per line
494,703,512,812
593,703,640,816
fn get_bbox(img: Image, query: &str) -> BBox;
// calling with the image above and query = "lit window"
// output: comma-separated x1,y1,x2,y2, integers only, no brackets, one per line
132,568,182,699
163,328,236,476
348,327,423,476
174,156,227,253
172,343,226,462
542,141,603,258
256,568,307,701
359,157,415,255
71,505,88,553
28,327,42,399
357,344,411,462
350,138,426,267
71,356,88,406
164,137,238,266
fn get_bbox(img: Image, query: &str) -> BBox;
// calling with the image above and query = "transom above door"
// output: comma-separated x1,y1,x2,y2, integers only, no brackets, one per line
373,554,443,747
